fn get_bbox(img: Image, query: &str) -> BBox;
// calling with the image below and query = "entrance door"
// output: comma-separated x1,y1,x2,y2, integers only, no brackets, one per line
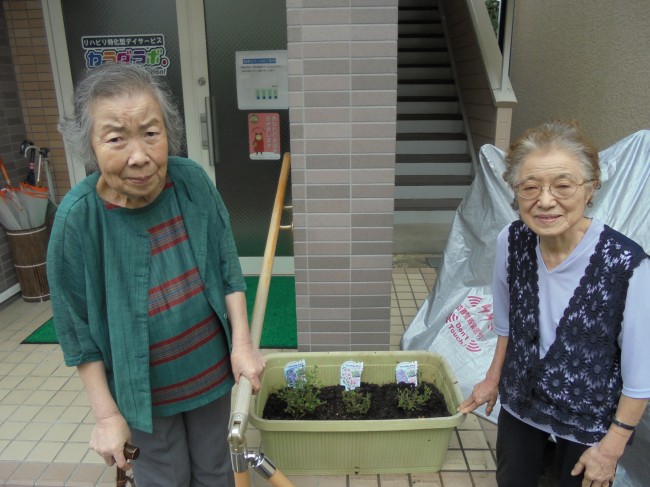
44,0,293,274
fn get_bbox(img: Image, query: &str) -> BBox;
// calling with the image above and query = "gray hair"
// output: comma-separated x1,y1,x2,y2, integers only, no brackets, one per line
58,63,185,173
503,120,601,188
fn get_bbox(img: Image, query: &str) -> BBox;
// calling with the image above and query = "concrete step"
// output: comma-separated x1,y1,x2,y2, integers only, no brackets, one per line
398,7,441,22
398,48,449,65
398,98,458,114
395,153,473,176
397,132,468,155
398,64,452,79
397,118,463,133
396,162,472,177
397,79,456,97
392,222,453,254
396,174,474,186
395,174,473,199
394,198,462,211
398,34,447,49
397,139,468,154
398,22,444,36
395,185,470,199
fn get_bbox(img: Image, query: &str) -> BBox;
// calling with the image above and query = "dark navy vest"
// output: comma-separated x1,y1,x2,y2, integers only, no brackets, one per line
499,220,647,444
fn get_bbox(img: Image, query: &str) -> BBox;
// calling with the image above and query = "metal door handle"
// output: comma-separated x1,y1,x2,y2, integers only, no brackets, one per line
201,97,216,166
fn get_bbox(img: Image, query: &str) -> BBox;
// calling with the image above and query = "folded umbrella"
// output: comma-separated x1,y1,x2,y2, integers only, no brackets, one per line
0,189,26,231
0,157,30,230
17,182,48,228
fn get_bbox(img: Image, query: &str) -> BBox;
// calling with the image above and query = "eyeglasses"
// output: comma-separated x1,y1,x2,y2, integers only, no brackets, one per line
515,180,593,200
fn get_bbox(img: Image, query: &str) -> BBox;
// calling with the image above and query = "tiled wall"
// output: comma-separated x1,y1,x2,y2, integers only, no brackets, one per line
2,0,68,202
0,1,67,302
0,5,25,297
287,0,398,351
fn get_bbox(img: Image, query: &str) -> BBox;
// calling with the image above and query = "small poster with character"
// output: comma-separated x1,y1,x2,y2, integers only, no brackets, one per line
248,113,280,160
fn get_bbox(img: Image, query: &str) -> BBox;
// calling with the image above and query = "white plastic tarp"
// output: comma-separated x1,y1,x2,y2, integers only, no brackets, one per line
400,130,650,485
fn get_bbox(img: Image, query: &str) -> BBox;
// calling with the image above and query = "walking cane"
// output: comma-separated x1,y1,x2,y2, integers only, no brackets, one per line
116,443,140,487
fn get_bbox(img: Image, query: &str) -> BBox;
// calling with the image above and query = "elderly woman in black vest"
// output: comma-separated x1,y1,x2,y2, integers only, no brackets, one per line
459,121,650,487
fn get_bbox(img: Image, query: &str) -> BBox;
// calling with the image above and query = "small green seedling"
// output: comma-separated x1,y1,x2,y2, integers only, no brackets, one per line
396,383,432,413
342,389,372,415
276,366,323,418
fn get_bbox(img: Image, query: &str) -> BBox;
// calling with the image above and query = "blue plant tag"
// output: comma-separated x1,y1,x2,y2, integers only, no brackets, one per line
284,359,306,387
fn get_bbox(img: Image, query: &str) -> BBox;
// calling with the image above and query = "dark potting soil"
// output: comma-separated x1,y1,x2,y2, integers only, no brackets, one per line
262,381,451,420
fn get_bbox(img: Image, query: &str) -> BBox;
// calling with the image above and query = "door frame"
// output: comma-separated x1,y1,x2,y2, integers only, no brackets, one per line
43,0,294,275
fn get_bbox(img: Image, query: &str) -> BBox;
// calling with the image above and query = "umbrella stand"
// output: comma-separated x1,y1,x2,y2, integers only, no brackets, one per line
228,152,295,487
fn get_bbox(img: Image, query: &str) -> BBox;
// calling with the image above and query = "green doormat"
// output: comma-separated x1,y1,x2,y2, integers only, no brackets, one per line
22,276,297,349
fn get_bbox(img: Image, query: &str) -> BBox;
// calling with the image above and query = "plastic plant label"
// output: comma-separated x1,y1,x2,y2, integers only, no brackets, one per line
396,361,418,386
284,359,306,387
340,361,364,390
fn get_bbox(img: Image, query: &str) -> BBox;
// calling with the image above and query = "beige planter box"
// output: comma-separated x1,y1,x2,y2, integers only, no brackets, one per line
249,350,466,475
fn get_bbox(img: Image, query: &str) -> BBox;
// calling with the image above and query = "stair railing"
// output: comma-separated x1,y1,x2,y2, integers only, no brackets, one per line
464,0,517,106
228,152,295,487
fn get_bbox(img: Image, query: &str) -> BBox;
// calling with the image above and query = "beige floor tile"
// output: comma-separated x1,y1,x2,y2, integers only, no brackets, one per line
281,475,317,486
17,422,49,442
81,449,106,464
61,376,84,391
43,423,78,443
24,389,56,406
458,429,489,449
0,378,23,392
51,364,76,378
25,441,64,462
53,442,89,463
349,474,379,486
58,406,91,423
23,350,52,364
483,428,498,450
0,404,19,421
458,413,481,430
39,376,69,390
32,405,65,422
3,350,30,363
448,432,460,449
440,471,473,487
6,461,48,484
464,450,496,471
69,424,93,443
8,404,42,422
0,461,20,482
410,472,443,486
471,471,498,486
35,462,77,486
7,362,38,377
378,473,409,486
29,362,60,377
1,388,30,405
0,440,37,461
0,363,17,375
0,422,27,440
14,375,46,390
65,463,107,486
440,450,467,471
313,475,348,487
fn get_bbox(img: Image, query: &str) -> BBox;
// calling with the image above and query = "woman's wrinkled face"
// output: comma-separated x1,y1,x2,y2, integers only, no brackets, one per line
515,149,595,239
90,91,168,208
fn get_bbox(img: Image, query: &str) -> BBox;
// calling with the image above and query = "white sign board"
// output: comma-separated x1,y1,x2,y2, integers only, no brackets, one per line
236,50,288,110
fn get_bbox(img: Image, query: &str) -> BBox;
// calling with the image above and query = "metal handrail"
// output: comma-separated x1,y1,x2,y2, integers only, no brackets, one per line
228,152,295,487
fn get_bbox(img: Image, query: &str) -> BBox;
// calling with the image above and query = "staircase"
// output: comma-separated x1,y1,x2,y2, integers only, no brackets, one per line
394,0,473,254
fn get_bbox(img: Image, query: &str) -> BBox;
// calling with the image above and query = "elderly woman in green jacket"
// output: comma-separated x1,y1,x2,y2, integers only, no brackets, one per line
47,63,265,487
